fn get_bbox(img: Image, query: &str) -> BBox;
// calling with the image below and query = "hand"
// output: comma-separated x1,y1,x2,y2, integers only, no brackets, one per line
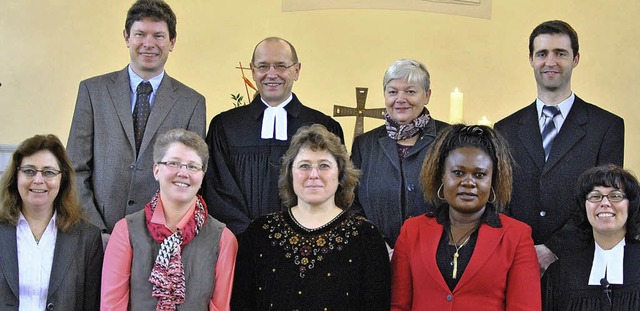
535,244,557,277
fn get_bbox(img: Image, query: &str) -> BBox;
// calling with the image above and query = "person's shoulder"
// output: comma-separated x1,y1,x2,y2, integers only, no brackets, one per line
163,74,205,99
353,125,385,144
80,68,124,85
497,213,532,232
495,103,535,128
209,103,255,126
575,96,623,121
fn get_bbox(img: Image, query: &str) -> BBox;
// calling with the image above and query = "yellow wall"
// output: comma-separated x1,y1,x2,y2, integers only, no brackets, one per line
1,1,638,172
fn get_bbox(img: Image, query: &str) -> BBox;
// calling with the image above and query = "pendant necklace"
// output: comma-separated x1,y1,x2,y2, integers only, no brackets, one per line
449,224,478,279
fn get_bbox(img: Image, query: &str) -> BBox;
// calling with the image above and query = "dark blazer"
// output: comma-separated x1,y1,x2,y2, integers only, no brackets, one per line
391,214,540,310
494,96,624,254
0,221,104,310
351,119,448,247
67,66,206,232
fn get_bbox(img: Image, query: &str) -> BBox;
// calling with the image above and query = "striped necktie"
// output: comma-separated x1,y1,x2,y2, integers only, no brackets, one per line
541,105,561,161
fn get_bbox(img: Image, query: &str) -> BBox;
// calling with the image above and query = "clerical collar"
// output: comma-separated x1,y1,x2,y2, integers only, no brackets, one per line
260,95,292,141
588,238,625,285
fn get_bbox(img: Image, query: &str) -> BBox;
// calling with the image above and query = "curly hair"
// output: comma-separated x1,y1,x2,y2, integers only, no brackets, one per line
278,124,360,209
420,124,514,214
0,134,84,231
574,164,640,242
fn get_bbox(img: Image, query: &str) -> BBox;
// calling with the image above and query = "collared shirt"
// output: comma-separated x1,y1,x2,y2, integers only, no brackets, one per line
128,65,164,112
588,238,625,285
17,211,58,311
260,94,292,140
536,92,575,133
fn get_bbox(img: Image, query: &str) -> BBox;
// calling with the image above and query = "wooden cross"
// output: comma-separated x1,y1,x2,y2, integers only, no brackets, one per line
235,62,257,102
333,87,386,137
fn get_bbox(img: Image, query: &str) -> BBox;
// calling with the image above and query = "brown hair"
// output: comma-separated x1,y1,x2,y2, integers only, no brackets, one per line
279,124,360,208
420,124,514,213
0,134,85,231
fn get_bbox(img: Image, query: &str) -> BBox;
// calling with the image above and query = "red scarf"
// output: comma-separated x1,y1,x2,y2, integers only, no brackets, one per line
145,191,208,310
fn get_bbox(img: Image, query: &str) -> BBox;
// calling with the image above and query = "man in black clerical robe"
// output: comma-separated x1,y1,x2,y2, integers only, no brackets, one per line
203,37,344,234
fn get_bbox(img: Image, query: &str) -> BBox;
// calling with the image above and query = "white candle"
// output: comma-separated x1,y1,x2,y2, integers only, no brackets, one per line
450,88,463,124
477,115,492,127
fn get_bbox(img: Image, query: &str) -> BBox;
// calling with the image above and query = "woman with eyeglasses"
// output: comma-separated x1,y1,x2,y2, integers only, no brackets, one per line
231,124,391,310
351,59,448,253
0,134,103,310
391,124,540,310
542,164,640,310
101,129,237,310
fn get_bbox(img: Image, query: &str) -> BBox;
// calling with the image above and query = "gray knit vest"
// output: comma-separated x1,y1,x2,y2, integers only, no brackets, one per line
126,209,224,311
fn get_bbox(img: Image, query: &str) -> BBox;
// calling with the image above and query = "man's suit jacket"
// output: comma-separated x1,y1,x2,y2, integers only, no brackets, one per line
494,96,624,255
391,214,540,311
67,66,206,232
0,221,103,310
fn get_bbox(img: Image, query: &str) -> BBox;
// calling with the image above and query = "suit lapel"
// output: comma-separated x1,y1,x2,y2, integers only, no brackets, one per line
516,103,546,171
377,129,401,172
138,74,178,156
47,227,78,299
418,219,453,293
0,224,19,298
108,67,137,152
453,223,505,292
542,97,587,175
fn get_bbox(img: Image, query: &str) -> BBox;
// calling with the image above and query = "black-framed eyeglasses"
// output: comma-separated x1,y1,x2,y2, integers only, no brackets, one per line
17,166,62,179
157,161,203,172
252,63,297,74
586,191,626,203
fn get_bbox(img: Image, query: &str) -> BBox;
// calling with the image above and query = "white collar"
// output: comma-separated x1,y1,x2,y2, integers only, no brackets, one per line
260,95,292,141
588,238,625,285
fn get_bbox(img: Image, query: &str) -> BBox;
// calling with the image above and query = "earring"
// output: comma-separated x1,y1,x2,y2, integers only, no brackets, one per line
488,187,496,204
437,184,445,200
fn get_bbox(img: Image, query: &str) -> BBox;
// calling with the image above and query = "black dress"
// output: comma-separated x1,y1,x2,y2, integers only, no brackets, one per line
542,239,640,310
202,94,344,234
231,209,391,310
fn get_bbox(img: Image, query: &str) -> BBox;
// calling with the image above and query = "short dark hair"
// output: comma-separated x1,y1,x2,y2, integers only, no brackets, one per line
279,124,360,209
0,134,85,232
125,0,177,40
529,20,579,58
574,164,640,242
251,37,299,65
420,124,514,214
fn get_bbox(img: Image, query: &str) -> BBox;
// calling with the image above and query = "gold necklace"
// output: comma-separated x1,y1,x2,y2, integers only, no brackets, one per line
449,225,478,279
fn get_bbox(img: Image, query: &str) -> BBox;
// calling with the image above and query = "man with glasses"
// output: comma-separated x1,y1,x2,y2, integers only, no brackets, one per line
66,0,206,241
203,37,344,235
494,20,624,273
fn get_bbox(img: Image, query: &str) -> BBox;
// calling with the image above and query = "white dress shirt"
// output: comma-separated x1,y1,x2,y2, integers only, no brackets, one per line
16,212,58,311
536,92,575,133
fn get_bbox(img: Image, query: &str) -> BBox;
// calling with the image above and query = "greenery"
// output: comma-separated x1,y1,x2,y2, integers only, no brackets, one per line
231,93,248,107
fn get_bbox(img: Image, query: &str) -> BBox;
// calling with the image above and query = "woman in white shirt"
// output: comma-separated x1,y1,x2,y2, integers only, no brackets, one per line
0,134,103,310
543,164,640,310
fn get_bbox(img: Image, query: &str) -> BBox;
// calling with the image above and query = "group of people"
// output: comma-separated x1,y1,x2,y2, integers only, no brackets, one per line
0,0,633,310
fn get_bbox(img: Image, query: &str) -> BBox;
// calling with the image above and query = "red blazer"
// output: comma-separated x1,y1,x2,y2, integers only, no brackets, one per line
391,214,541,311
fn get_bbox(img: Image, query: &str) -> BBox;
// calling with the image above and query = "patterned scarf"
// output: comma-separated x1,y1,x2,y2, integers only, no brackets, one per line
385,107,431,141
145,191,208,310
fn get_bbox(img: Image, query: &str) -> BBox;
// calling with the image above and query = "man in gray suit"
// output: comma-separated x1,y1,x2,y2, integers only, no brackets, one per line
67,0,206,238
494,20,624,273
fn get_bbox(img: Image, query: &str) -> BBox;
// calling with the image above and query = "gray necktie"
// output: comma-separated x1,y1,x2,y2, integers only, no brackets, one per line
541,105,561,161
133,81,152,154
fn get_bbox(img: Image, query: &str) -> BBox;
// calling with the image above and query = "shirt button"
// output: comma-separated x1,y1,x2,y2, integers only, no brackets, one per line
128,200,135,206
46,303,54,310
407,184,415,192
446,294,453,301
540,211,546,217
129,165,135,170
